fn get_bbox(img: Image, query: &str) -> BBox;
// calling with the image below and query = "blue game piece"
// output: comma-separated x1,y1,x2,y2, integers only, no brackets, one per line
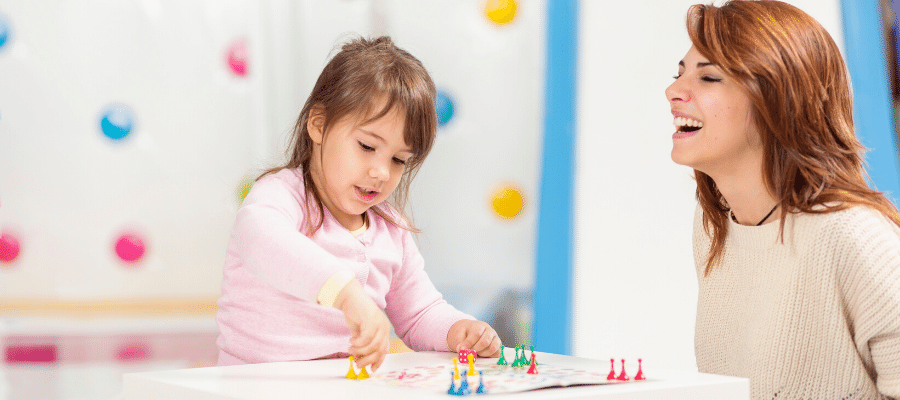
447,370,456,395
456,370,471,396
475,370,487,394
436,90,454,127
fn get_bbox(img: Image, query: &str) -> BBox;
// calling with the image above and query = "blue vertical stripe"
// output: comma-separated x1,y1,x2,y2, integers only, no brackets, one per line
534,0,577,355
841,0,900,202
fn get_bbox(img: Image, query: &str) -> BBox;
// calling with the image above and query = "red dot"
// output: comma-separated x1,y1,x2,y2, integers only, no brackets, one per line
0,233,20,263
226,39,248,76
115,234,145,263
115,343,151,362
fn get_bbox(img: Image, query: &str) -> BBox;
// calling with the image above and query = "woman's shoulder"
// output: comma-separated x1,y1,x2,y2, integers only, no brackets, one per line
794,203,900,246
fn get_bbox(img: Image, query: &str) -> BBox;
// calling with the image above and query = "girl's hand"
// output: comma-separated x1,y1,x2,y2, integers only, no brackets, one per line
447,320,502,357
334,279,391,372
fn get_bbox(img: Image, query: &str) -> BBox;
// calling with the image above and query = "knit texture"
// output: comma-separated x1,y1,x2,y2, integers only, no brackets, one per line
216,168,472,365
693,204,900,399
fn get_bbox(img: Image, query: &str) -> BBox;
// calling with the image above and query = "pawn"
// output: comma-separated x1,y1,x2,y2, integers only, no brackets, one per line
616,359,630,381
456,370,472,396
520,345,529,366
511,347,522,368
447,370,457,395
526,353,538,375
357,365,370,380
467,353,476,376
530,346,537,367
453,358,460,379
475,370,487,394
345,356,357,379
634,358,646,381
607,358,616,380
497,345,508,366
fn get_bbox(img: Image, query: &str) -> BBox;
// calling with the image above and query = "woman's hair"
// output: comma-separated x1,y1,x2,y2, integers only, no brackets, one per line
262,36,437,235
687,0,900,275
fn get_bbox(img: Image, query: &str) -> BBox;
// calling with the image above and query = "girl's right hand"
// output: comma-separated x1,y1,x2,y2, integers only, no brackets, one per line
334,279,391,372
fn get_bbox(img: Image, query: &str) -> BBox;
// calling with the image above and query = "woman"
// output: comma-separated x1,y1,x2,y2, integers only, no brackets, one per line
666,1,900,398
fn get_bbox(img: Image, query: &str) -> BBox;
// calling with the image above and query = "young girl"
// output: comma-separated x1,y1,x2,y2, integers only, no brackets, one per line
667,1,900,398
216,36,502,371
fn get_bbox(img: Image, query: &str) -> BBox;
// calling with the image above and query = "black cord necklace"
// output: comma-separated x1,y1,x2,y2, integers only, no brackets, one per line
731,204,778,226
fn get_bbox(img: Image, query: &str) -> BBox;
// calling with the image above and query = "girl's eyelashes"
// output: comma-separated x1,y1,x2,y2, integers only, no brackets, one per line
392,157,407,166
358,141,375,151
702,76,722,82
673,73,682,80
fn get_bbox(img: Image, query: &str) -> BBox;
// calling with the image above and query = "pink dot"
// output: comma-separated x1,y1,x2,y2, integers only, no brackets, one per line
226,39,248,76
115,234,145,263
0,233,20,263
115,343,151,362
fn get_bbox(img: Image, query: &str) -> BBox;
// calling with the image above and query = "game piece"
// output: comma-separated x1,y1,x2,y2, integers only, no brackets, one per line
456,371,471,396
467,354,476,376
458,349,476,364
497,345,508,366
447,370,456,394
453,358,460,379
475,370,487,394
616,359,629,381
607,358,616,380
527,353,538,375
530,345,536,366
357,366,370,380
345,356,358,379
511,347,522,368
634,358,646,381
522,345,530,366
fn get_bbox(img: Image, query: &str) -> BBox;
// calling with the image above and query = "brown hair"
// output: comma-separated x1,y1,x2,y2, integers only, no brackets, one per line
686,0,900,275
262,36,437,235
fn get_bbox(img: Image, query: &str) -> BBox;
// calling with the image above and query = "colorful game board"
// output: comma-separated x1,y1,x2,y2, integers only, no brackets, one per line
365,360,629,395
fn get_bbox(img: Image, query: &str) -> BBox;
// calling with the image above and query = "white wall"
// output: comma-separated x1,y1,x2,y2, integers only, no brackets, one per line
573,0,844,369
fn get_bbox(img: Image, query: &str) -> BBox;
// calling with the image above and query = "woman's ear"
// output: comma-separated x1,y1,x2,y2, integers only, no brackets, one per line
307,105,326,144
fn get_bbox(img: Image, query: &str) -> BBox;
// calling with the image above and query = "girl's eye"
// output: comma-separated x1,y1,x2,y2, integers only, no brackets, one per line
673,74,682,80
702,76,722,83
392,157,408,166
358,142,375,151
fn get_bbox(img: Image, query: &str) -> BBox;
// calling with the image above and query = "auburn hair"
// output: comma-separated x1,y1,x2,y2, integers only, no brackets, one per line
687,0,900,275
262,36,437,235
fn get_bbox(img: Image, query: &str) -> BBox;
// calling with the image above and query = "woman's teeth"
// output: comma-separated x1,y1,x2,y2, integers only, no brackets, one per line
674,116,703,132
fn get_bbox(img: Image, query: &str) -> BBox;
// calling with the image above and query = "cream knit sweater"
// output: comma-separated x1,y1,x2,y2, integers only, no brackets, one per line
693,204,900,399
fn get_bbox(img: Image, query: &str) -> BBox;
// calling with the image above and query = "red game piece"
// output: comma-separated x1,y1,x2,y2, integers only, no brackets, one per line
616,359,630,381
526,353,538,374
458,349,476,364
634,358,646,381
607,358,616,380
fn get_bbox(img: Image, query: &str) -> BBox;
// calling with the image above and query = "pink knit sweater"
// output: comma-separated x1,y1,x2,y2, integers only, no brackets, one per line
215,168,472,365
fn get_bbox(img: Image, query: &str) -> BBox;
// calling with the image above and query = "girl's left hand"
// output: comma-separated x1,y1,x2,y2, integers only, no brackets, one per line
447,320,502,357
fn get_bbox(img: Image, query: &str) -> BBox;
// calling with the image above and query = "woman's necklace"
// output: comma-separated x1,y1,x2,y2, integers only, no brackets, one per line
731,204,778,226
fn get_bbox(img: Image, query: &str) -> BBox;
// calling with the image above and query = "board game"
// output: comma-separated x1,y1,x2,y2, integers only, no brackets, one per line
357,347,646,396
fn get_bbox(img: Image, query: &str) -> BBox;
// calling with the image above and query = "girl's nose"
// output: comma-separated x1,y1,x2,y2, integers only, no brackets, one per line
370,161,389,181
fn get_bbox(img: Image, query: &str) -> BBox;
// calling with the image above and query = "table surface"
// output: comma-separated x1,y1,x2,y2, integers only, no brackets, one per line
122,350,749,400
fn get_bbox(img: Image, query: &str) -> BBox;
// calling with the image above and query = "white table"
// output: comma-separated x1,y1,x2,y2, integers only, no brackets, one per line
122,350,749,399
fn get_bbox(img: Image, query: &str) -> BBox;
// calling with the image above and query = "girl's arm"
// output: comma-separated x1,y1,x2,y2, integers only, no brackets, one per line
231,172,350,302
383,229,501,356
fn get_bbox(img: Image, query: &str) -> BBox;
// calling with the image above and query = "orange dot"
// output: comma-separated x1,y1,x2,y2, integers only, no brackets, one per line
485,0,517,25
491,185,525,218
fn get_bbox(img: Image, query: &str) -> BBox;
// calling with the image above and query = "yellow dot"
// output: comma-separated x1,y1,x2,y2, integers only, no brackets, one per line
237,180,253,204
491,185,525,218
485,0,517,25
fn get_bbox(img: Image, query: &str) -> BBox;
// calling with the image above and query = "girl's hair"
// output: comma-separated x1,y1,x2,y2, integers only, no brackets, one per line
686,0,900,275
262,36,437,235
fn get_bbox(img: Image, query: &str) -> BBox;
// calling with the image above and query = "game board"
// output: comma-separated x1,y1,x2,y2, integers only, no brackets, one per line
365,359,632,395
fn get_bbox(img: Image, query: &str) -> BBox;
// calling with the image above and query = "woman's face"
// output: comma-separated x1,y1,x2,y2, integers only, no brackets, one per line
665,46,762,178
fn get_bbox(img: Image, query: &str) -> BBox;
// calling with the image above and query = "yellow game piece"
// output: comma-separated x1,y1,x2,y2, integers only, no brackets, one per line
357,366,370,380
490,185,525,219
485,0,517,25
345,356,357,379
453,358,460,379
468,354,476,376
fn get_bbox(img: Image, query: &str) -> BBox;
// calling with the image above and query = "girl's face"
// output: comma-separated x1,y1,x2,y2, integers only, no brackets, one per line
308,105,412,230
665,46,762,178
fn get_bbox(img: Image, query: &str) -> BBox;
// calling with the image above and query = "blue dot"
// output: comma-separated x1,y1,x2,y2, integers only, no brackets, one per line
100,104,136,140
0,14,11,51
436,90,455,127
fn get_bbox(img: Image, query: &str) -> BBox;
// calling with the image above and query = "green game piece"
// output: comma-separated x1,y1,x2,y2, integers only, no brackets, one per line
497,345,508,366
512,347,521,368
